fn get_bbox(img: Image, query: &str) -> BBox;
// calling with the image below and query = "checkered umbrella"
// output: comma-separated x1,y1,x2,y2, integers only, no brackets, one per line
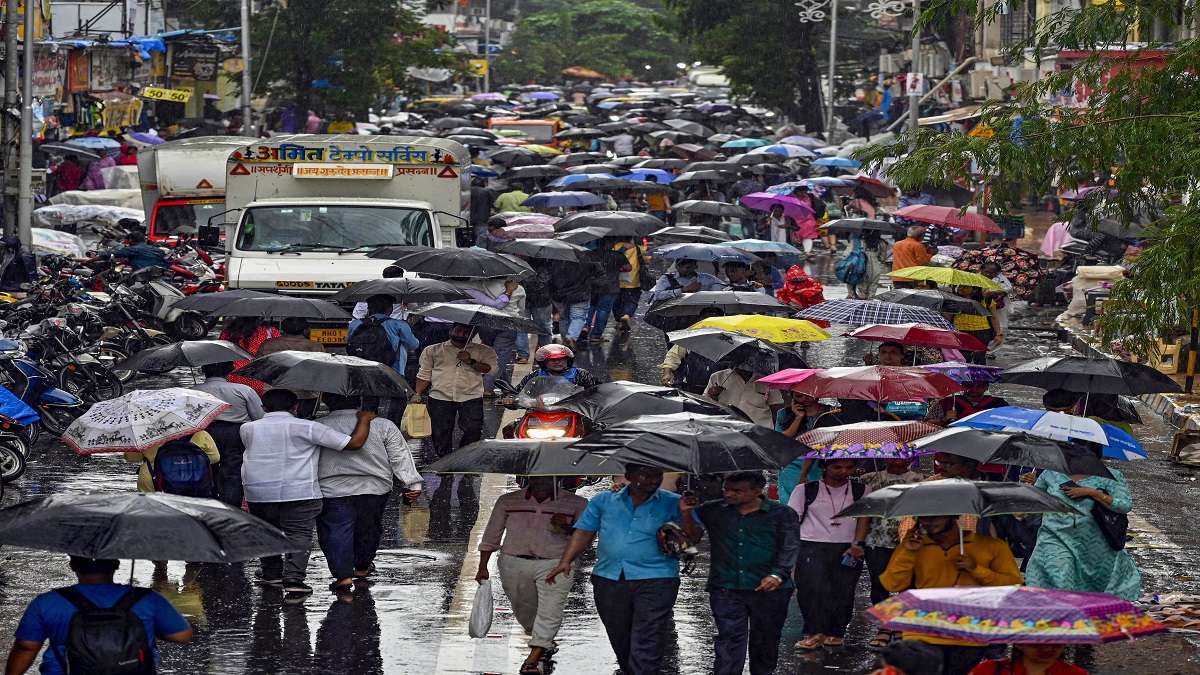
795,299,952,329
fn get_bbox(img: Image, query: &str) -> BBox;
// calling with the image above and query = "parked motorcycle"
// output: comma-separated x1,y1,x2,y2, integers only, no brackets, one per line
0,339,85,437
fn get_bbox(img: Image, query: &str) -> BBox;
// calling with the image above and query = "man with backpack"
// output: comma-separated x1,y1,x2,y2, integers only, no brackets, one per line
124,429,220,499
6,556,192,675
346,294,420,379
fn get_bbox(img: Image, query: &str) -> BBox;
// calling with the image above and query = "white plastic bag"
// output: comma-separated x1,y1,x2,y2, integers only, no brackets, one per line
468,579,494,638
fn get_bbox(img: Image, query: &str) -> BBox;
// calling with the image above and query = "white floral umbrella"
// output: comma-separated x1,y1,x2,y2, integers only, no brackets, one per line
63,388,230,456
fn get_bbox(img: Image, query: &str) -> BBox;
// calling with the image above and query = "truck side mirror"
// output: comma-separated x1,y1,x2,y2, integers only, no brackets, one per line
454,228,474,248
198,224,221,247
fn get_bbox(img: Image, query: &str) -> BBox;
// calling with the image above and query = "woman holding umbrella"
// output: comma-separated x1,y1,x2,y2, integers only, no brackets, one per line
951,285,998,365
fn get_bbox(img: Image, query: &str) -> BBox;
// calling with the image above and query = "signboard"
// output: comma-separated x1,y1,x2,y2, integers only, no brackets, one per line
67,50,89,93
968,123,995,139
292,163,395,179
468,59,488,76
90,49,130,91
232,143,459,165
141,86,193,103
101,98,143,130
170,44,220,81
905,72,924,96
31,48,66,99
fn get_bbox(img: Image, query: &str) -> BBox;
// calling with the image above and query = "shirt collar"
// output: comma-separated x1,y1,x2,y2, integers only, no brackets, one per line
263,411,295,418
617,486,661,504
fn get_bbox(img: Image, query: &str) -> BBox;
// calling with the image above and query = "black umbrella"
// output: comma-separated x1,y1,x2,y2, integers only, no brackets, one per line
1000,356,1183,395
548,152,605,167
567,413,808,473
550,381,734,429
663,119,715,137
114,340,251,373
597,121,634,133
488,148,544,166
327,278,469,303
236,351,411,396
733,153,787,165
563,164,627,176
644,291,791,331
430,117,475,129
209,296,350,319
875,288,990,316
552,210,665,237
607,155,648,167
408,303,542,333
910,427,1112,477
41,143,103,160
505,165,566,180
666,327,789,364
556,226,612,245
684,161,743,173
629,122,669,134
672,200,755,219
834,479,1073,520
0,493,297,562
427,439,623,475
446,134,498,147
824,218,898,234
649,130,702,144
554,176,627,191
673,170,738,186
442,127,497,138
495,238,587,262
172,288,274,313
634,158,687,170
649,225,733,244
367,246,533,279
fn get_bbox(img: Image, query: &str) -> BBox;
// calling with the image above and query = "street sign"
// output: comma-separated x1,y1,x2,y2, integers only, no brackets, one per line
905,72,924,96
468,59,489,77
141,86,193,103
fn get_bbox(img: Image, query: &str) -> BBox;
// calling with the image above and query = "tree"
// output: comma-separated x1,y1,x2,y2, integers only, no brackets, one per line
665,0,825,132
856,2,1200,359
492,0,686,84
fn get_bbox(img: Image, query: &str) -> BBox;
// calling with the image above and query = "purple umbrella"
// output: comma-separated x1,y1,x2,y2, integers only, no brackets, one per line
470,92,508,103
923,361,1003,384
739,192,814,221
527,91,562,102
129,132,165,146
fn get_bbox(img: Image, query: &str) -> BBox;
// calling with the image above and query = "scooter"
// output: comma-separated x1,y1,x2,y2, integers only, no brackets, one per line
0,338,86,436
125,269,208,340
498,376,587,439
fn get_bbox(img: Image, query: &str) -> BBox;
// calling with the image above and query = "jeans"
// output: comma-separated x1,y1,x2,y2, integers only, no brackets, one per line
206,420,245,508
316,493,390,581
498,555,573,649
484,330,516,391
515,304,554,357
426,396,484,457
616,288,642,322
591,574,679,675
794,540,860,638
555,300,590,341
588,292,618,338
247,498,323,583
709,587,791,675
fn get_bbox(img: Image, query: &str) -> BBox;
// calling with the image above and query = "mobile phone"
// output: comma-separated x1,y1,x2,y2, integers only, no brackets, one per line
1059,480,1081,492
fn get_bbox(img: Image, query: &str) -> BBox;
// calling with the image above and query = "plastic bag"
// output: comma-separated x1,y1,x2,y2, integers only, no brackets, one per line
468,579,494,638
401,403,432,438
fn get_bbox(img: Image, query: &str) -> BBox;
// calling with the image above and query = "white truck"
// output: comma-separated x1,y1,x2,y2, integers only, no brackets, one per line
137,136,259,243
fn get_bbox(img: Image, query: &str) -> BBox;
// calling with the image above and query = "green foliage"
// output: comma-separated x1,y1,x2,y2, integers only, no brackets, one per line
854,3,1200,358
493,0,686,83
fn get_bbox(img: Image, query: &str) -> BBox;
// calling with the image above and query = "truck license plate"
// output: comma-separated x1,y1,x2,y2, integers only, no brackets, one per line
309,328,347,344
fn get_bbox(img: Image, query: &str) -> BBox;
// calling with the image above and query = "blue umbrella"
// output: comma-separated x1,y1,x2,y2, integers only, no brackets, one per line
470,165,499,178
527,91,562,101
813,156,862,169
951,406,1146,461
621,168,673,184
750,144,817,159
522,191,606,208
549,173,616,188
650,243,757,264
65,137,121,151
721,138,771,149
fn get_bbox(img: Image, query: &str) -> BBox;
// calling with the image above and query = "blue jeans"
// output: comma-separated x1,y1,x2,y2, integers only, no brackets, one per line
316,493,390,581
588,292,618,338
617,288,642,322
556,300,590,341
485,330,516,390
710,587,791,675
516,304,553,357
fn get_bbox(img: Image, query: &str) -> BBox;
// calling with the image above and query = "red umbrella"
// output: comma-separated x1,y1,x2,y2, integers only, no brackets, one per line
761,366,963,402
849,175,897,198
847,323,988,352
894,204,1002,234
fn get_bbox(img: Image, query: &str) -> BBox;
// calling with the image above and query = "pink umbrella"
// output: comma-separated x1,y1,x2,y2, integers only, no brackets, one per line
847,323,988,352
757,368,820,387
499,213,559,226
740,192,814,221
894,204,1002,234
761,366,963,402
1040,220,1070,257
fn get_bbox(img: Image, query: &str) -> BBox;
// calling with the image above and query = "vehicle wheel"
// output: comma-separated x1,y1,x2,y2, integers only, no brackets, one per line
0,442,26,482
60,365,123,404
95,345,134,384
167,313,208,341
21,424,37,448
38,405,80,436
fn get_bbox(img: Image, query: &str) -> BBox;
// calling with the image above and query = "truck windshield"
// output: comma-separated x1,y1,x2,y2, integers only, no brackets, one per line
235,205,434,251
153,202,224,239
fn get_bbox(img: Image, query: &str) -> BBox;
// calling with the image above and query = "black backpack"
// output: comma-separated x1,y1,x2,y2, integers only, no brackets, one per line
346,316,398,366
55,586,154,675
148,438,213,498
797,480,866,525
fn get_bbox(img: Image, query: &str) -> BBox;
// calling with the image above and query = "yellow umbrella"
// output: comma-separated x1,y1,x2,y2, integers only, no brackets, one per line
523,144,563,156
888,266,1002,290
690,315,829,342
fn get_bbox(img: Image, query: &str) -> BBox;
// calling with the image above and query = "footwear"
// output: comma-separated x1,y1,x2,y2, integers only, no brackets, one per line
519,663,542,675
516,356,529,364
578,328,589,341
868,631,892,651
329,581,354,594
254,571,283,587
618,316,631,332
587,335,606,344
823,636,845,648
283,581,313,596
353,563,376,581
794,634,825,651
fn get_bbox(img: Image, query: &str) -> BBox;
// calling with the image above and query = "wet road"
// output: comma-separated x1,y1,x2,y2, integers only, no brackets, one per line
1,256,1199,674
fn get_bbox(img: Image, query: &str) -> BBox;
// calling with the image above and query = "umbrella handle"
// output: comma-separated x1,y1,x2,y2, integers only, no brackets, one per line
959,527,964,555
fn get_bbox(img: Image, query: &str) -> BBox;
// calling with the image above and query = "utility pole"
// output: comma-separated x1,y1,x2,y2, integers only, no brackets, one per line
908,0,921,149
3,0,19,236
483,0,491,93
824,0,839,140
240,0,253,135
17,0,33,247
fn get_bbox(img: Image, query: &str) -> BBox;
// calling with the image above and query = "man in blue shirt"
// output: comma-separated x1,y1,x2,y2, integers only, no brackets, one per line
546,464,682,675
106,231,170,270
6,556,192,675
347,294,420,377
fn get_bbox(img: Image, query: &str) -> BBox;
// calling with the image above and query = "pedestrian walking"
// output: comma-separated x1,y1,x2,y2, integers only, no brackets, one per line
787,458,871,650
516,259,554,363
549,257,593,350
194,361,265,507
646,260,725,304
891,226,933,286
613,238,648,335
790,185,824,255
847,231,892,299
546,464,683,675
239,389,375,599
316,394,422,593
680,471,799,675
347,294,420,379
861,459,926,650
259,317,327,418
476,477,588,674
775,393,847,503
5,556,192,675
951,285,997,365
584,239,629,344
458,277,524,393
124,428,220,497
704,364,783,427
761,204,796,244
411,323,496,458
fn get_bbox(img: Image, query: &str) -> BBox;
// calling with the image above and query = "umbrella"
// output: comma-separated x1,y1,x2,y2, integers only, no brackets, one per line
721,138,771,149
688,315,829,343
442,127,497,138
521,191,606,209
548,173,617,189
426,439,623,475
622,168,674,184
868,586,1166,645
1000,356,1182,395
725,239,803,259
567,413,808,473
63,388,230,455
922,361,1003,384
951,406,1146,460
672,170,737,186
649,226,733,244
499,212,559,226
607,155,649,167
650,242,757,264
563,164,626,176
796,299,954,329
526,91,562,102
495,238,587,262
649,130,701,144
734,153,786,165
171,289,274,313
798,421,941,460
686,161,748,174
911,427,1112,477
368,246,533,279
503,222,556,238
551,381,733,429
666,327,790,363
235,351,411,396
847,323,989,352
824,218,897,234
836,478,1073,520
748,144,817,159
875,288,990,316
850,175,898,198
446,134,498,148
548,152,605,167
556,226,612,245
204,296,350,320
778,135,827,148
505,166,567,182
553,210,665,237
555,128,605,140
893,205,1002,234
644,292,793,331
114,340,251,373
430,117,475,129
0,493,299,563
672,200,754,219
326,278,469,303
663,119,715,137
470,92,509,103
708,133,742,144
761,366,963,402
888,266,1003,290
634,158,687,170
65,136,122,151
40,143,102,160
740,192,815,221
408,302,542,333
813,156,862,169
469,166,499,178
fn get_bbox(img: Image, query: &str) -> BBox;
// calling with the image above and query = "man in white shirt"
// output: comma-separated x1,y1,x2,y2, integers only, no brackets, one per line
705,366,783,427
239,389,375,599
194,362,264,507
351,264,408,321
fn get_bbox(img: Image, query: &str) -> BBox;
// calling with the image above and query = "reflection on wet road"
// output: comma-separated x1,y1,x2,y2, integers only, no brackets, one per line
1,256,1199,674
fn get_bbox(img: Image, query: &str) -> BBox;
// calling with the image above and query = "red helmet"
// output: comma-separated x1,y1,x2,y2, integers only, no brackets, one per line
535,344,575,368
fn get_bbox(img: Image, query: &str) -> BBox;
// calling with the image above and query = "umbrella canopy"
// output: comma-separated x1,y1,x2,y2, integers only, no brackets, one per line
748,144,817,159
911,427,1112,476
672,170,737,185
894,205,1002,234
548,152,605,167
426,439,623,475
634,158,688,170
824,218,897,234
65,136,121,151
408,302,542,333
868,586,1166,645
740,192,815,221
663,119,715,137
368,246,532,279
798,421,941,460
649,226,733,244
568,413,808,473
813,156,862,169
951,406,1146,460
835,478,1073,519
498,212,559,227
504,165,567,180
850,175,898,198
522,191,606,209
63,388,230,455
1000,356,1182,395
40,143,102,160
778,135,827,148
666,327,790,363
326,277,469,303
555,128,606,140
114,340,251,373
205,296,350,320
556,226,612,245
172,288,274,313
796,299,954,329
921,361,1003,384
0,493,299,563
761,366,963,402
548,173,616,189
847,323,989,352
235,351,411,396
726,239,804,257
650,242,757,264
888,266,1004,290
875,288,990,316
688,315,829,343
721,138,771,149
495,238,587,262
553,210,665,237
672,200,754,219
622,168,674,184
551,381,732,429
644,292,792,331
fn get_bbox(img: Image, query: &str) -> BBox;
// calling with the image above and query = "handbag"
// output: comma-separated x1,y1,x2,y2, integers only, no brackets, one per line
401,402,432,438
1090,499,1128,550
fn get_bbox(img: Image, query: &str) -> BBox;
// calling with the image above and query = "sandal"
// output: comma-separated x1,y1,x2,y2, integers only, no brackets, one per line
352,563,376,581
794,634,825,651
823,636,844,648
868,631,892,650
519,661,542,675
